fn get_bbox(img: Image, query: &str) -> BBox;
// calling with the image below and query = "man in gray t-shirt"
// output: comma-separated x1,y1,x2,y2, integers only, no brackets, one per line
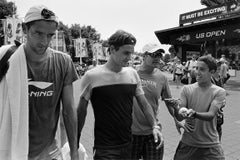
23,5,79,160
173,55,226,160
131,44,178,160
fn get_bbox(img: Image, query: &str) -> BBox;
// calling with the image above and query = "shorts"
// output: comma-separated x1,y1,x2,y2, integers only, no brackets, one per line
93,143,132,160
131,134,164,160
173,141,225,160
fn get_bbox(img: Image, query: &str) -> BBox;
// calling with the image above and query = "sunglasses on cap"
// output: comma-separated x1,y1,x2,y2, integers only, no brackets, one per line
146,50,164,58
41,8,55,19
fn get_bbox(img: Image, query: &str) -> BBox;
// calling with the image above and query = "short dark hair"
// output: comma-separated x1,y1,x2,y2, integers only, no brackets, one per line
108,30,136,51
22,20,58,33
198,55,217,72
23,21,35,30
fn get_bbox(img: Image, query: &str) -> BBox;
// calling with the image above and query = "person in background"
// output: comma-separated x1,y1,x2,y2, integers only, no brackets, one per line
212,61,223,87
220,54,226,62
77,30,162,160
220,59,230,86
1,5,79,160
171,55,226,160
131,44,182,160
185,54,198,84
174,59,184,88
172,56,178,81
211,61,225,141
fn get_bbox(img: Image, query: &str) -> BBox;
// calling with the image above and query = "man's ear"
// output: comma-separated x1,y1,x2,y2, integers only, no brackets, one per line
109,45,115,53
210,69,215,74
142,54,147,60
21,23,28,34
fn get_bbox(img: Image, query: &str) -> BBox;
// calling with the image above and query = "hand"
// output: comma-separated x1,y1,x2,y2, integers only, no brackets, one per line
152,128,164,149
174,120,185,135
183,119,195,133
164,98,179,110
187,109,196,118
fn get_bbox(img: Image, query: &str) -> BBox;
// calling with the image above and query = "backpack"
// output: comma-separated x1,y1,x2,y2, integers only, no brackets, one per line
0,40,21,82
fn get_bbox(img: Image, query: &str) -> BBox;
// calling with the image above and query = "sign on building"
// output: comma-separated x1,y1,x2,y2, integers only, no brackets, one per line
171,24,240,44
179,1,240,25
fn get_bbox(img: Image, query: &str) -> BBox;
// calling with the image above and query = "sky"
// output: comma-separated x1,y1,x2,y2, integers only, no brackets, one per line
12,0,203,52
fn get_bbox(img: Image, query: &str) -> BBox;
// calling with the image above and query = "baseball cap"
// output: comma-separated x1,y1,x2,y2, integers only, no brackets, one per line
24,5,58,24
142,43,165,54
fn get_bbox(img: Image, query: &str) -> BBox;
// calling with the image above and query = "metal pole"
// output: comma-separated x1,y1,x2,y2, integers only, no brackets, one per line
56,30,58,51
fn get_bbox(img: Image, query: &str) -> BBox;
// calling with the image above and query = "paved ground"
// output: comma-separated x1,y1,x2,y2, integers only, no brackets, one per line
73,71,240,160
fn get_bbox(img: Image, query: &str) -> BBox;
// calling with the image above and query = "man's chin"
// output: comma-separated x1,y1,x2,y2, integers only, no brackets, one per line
196,77,201,82
197,79,208,85
122,63,129,67
37,48,47,55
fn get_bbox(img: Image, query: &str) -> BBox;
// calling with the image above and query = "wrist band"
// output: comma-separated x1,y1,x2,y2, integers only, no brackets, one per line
153,125,161,130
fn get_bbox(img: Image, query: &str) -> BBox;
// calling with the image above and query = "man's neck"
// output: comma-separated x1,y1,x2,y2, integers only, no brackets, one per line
105,59,122,73
24,45,48,63
139,64,154,74
198,81,212,89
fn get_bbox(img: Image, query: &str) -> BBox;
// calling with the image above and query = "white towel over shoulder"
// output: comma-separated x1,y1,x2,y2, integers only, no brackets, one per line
0,44,29,160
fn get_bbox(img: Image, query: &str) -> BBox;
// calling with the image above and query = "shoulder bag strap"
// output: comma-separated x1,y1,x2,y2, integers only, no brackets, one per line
0,40,21,81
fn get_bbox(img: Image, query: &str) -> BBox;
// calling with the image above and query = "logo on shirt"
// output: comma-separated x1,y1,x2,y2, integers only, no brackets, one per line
28,79,54,97
141,79,157,88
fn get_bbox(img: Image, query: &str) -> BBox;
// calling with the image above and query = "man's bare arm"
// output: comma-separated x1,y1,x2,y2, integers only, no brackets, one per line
77,97,89,145
62,84,79,159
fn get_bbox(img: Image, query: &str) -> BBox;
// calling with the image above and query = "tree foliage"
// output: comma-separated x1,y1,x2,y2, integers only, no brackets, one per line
0,0,16,19
70,23,81,39
102,40,109,47
67,24,102,59
81,25,100,41
57,22,103,58
201,0,225,7
58,21,70,45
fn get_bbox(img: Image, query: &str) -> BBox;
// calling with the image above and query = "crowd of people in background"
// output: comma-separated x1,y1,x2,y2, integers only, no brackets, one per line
74,49,232,92
166,53,231,88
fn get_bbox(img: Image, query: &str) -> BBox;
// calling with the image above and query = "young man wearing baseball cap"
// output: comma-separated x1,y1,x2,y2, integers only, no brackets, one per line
77,30,162,160
0,5,79,160
131,44,180,160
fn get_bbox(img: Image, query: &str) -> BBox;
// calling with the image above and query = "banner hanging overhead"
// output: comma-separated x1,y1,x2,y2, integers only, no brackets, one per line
92,43,105,60
73,38,88,58
3,18,23,44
